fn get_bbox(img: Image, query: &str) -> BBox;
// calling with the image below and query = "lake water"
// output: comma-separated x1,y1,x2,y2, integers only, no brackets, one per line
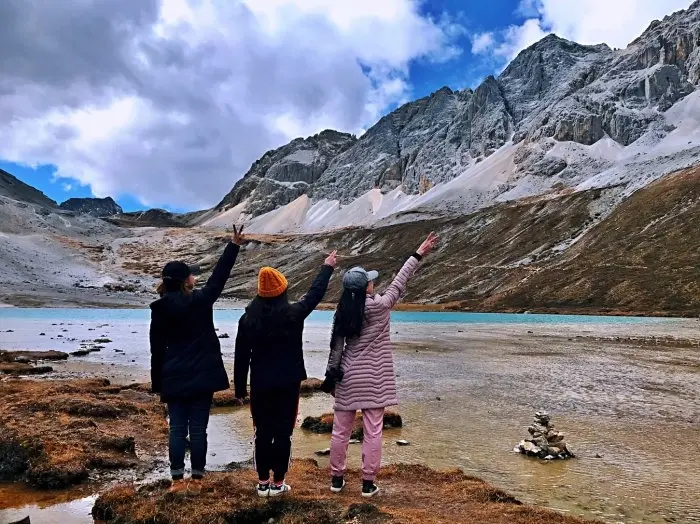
1,309,699,523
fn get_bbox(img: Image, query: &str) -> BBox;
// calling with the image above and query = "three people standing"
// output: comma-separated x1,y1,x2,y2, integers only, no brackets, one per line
150,227,437,497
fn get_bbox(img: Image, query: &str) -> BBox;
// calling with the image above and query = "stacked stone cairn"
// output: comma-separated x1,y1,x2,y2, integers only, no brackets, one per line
514,411,574,460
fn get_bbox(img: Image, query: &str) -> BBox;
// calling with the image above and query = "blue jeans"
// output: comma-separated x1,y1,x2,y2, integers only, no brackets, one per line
167,394,212,479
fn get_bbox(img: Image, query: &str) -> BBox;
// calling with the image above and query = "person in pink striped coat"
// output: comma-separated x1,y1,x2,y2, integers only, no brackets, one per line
322,232,438,497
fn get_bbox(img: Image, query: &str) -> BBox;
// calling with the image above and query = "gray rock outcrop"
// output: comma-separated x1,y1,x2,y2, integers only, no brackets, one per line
216,129,356,216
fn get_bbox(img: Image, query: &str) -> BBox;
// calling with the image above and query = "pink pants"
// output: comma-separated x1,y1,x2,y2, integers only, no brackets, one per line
330,408,384,481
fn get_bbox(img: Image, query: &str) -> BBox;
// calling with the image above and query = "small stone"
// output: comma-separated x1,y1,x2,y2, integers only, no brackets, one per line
349,439,361,445
436,396,441,401
522,441,542,456
396,439,410,446
314,448,331,456
547,431,564,443
544,455,555,460
595,453,603,459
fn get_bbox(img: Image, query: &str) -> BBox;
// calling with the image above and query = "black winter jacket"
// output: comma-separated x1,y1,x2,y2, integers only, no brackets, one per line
149,242,239,402
233,264,334,398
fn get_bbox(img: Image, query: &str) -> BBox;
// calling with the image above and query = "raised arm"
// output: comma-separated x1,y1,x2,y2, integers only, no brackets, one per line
378,232,438,310
149,311,166,394
198,225,246,305
295,250,338,317
233,315,252,399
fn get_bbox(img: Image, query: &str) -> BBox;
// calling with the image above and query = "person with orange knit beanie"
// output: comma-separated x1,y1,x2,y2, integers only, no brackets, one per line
234,250,338,497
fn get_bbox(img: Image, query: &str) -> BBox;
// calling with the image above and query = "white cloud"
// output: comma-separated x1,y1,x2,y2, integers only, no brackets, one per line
479,0,692,67
537,0,692,49
471,32,495,55
495,19,549,60
0,0,463,210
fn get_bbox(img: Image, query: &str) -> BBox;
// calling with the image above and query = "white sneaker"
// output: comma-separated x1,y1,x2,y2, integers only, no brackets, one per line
268,482,291,497
256,482,270,498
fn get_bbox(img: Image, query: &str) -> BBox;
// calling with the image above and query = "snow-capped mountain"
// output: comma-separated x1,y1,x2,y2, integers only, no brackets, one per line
201,1,700,234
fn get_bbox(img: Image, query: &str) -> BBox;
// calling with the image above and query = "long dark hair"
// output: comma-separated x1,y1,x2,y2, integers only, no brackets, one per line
244,291,293,339
156,279,192,297
331,286,367,344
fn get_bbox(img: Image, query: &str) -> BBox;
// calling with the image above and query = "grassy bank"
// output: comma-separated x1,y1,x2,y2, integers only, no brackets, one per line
93,460,591,524
0,378,167,491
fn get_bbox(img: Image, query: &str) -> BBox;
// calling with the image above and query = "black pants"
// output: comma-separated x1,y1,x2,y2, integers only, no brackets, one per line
250,384,300,482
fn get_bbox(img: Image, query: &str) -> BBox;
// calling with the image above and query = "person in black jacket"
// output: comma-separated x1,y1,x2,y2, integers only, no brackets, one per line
150,226,246,496
234,250,337,498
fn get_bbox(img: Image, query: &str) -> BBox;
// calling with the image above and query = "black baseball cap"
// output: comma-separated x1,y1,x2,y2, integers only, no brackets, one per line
162,261,201,282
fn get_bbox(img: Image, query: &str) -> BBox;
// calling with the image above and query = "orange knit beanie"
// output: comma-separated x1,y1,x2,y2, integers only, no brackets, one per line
257,267,288,298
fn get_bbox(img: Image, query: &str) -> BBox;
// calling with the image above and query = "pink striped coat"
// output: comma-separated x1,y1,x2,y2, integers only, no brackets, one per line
328,256,421,411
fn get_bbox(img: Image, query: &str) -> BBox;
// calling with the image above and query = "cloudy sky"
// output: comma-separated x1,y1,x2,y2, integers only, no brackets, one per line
1,0,692,212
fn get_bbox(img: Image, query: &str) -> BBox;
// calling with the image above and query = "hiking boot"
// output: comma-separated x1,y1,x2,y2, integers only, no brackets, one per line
257,481,270,498
168,479,187,496
268,481,291,497
330,476,346,493
361,480,380,498
188,478,203,496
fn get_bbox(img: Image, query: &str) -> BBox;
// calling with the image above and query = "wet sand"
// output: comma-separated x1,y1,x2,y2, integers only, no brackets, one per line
0,312,699,523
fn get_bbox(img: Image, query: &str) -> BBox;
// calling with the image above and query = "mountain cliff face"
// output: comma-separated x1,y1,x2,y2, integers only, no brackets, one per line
60,197,123,217
212,1,700,219
0,168,57,208
216,129,356,216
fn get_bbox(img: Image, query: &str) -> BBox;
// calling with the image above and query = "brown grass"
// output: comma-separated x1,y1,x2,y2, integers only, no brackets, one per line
0,378,167,492
92,460,593,524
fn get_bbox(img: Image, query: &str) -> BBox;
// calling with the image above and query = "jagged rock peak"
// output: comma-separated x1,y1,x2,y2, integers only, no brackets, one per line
216,128,356,216
59,197,123,217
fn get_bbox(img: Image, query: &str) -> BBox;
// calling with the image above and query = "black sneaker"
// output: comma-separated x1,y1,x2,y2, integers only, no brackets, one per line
362,480,380,498
330,476,346,493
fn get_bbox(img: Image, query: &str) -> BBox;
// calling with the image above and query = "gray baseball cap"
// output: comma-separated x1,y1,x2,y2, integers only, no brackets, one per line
343,266,379,290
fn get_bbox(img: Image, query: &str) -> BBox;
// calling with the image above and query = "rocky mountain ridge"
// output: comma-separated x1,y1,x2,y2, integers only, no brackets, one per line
59,197,123,217
0,168,57,208
209,1,700,225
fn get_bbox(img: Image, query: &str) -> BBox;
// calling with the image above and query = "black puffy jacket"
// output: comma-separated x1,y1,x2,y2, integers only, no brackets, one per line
149,242,239,402
233,264,334,398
